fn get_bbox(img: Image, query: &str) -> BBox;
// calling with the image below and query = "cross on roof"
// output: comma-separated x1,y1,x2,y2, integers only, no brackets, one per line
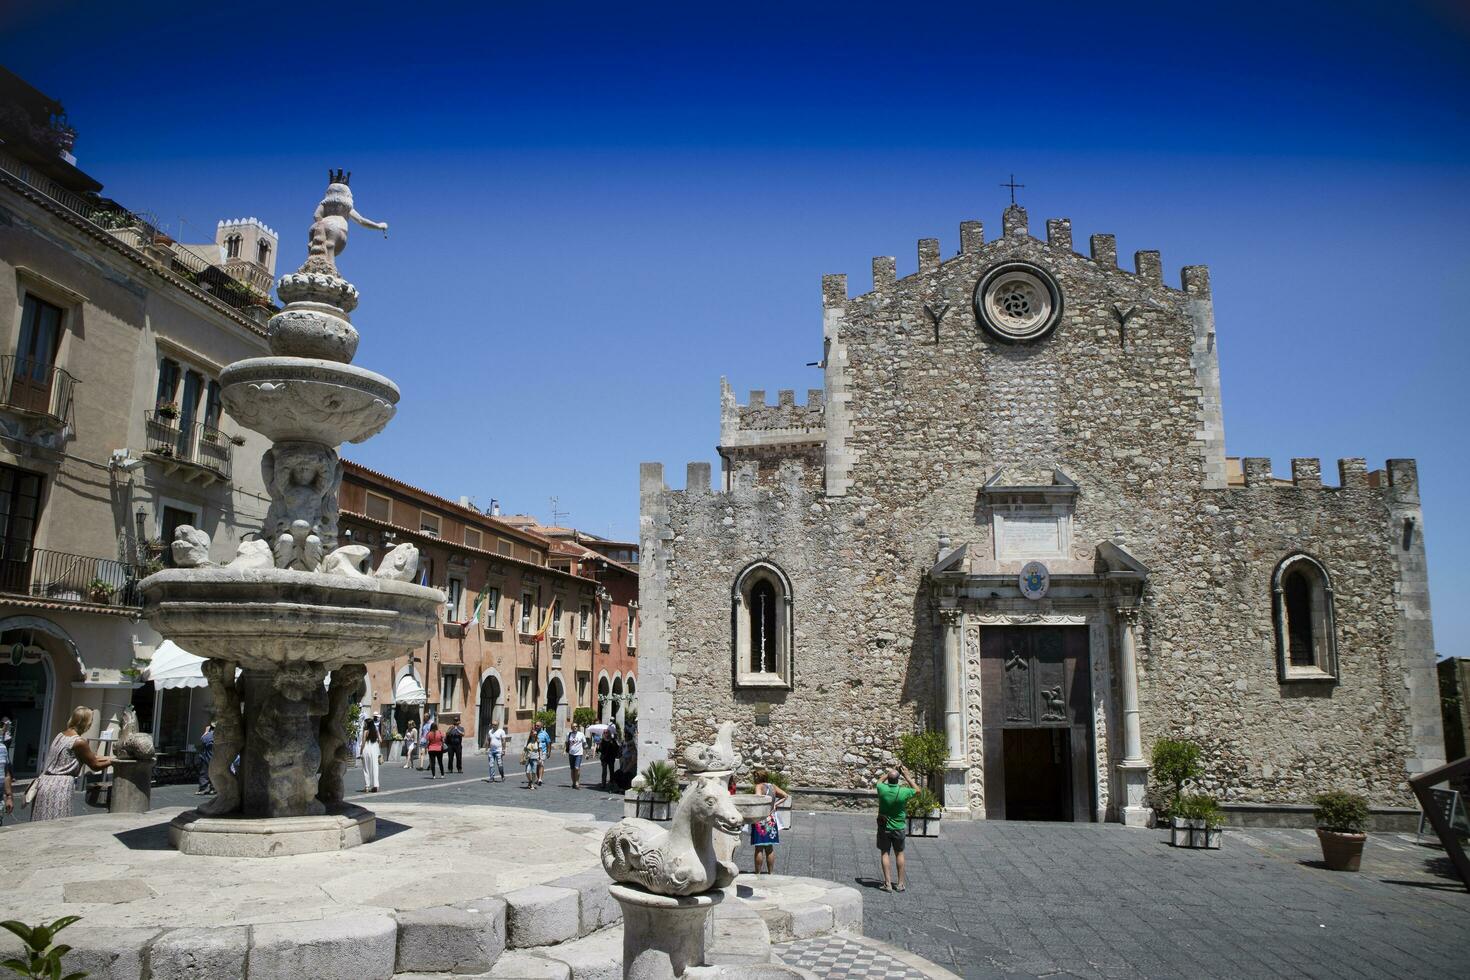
1001,174,1025,205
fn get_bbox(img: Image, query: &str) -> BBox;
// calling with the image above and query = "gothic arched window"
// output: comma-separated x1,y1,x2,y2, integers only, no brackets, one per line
224,234,242,260
732,560,793,689
1272,553,1338,682
257,239,271,266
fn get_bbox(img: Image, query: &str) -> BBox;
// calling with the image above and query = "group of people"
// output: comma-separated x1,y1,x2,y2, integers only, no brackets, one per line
355,714,466,791
513,720,631,791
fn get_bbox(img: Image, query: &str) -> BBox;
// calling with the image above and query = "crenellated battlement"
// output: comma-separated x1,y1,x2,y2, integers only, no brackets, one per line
1225,456,1419,496
819,205,1211,308
718,376,824,446
640,459,816,500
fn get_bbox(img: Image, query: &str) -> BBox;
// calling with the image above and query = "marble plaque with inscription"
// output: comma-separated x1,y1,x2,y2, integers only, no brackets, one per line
1000,515,1064,558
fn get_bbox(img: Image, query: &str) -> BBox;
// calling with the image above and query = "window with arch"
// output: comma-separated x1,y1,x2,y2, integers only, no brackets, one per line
1271,553,1338,682
224,234,242,260
257,239,271,266
732,560,793,689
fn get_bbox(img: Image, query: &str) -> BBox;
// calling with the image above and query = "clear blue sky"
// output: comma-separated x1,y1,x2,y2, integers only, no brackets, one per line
3,1,1468,655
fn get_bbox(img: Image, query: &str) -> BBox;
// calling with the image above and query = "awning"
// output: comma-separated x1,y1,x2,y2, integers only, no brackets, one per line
394,672,427,705
145,640,208,690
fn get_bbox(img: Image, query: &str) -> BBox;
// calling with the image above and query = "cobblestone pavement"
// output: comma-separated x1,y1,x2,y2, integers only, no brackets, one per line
19,761,1468,979
748,812,1469,980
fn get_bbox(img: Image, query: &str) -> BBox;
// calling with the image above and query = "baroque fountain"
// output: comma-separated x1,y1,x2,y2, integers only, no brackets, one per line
141,172,443,856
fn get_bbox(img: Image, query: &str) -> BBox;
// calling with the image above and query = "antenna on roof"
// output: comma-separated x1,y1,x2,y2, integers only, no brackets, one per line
549,496,569,526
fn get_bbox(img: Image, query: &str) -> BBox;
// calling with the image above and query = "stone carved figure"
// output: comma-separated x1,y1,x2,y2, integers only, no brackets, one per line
317,664,366,807
682,721,740,774
170,526,213,568
302,171,388,276
601,775,743,896
261,443,341,569
373,542,419,582
115,707,155,762
228,538,276,570
200,659,243,816
322,544,372,577
249,662,328,817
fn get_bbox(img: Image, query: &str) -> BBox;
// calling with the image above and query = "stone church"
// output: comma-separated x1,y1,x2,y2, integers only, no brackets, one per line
638,203,1443,824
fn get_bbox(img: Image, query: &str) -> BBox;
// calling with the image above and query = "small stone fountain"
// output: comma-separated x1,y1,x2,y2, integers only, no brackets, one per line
602,723,771,979
141,172,443,857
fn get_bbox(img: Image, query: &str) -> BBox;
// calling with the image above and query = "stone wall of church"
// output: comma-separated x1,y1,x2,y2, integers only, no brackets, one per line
641,207,1440,811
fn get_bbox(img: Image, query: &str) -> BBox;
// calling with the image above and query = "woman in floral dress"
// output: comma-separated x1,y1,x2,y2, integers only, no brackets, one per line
31,706,113,822
749,767,790,874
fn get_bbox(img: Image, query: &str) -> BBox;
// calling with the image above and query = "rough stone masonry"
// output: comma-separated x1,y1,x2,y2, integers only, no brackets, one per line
638,204,1442,823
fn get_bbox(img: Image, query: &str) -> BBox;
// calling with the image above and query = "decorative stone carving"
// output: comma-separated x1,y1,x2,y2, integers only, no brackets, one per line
262,443,342,568
240,663,328,818
318,664,366,806
301,173,387,277
268,307,359,362
682,721,740,774
973,261,1063,343
322,544,372,577
170,526,213,568
115,707,156,762
221,360,398,446
601,776,743,896
275,271,359,312
373,542,420,582
228,538,276,570
200,658,243,816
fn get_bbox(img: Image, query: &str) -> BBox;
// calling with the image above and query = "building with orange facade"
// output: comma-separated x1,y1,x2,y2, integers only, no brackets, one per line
339,461,638,756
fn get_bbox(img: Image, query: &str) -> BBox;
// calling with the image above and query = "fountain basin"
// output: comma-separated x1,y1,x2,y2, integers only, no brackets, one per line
141,567,443,671
219,356,399,445
730,794,774,824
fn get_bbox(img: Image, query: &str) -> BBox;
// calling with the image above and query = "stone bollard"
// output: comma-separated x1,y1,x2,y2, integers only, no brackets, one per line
611,883,724,980
109,759,153,814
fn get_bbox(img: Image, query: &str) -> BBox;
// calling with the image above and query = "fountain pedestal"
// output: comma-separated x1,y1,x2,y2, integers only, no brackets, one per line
611,883,724,980
169,803,376,857
107,759,153,814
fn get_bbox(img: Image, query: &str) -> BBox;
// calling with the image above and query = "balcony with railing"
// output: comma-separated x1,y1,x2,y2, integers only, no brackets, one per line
0,544,144,611
144,410,233,485
0,146,277,319
0,354,75,433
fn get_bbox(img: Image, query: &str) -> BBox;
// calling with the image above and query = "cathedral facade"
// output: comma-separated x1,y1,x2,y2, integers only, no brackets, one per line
638,204,1442,823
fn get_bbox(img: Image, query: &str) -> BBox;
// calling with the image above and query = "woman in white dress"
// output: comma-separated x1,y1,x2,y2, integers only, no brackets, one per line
359,717,382,792
30,706,113,822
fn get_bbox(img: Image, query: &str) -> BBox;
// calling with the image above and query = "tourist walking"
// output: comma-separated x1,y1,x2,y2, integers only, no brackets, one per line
425,723,446,778
195,722,215,796
566,722,586,789
598,726,620,789
30,707,114,822
750,768,790,874
0,725,13,824
874,765,918,892
523,725,541,789
446,721,465,773
485,720,506,782
402,719,420,769
419,717,433,770
360,716,382,792
535,723,551,787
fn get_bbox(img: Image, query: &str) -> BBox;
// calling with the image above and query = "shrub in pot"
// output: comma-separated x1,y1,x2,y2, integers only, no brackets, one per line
1151,737,1203,819
1170,792,1223,849
632,759,680,821
905,787,943,839
572,707,597,729
1314,790,1369,871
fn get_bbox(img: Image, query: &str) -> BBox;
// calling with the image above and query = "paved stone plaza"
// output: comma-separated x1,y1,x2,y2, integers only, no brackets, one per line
15,762,1465,979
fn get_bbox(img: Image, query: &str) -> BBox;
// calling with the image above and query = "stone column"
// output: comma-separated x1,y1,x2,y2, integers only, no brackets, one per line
1115,605,1152,828
610,884,724,979
939,606,967,812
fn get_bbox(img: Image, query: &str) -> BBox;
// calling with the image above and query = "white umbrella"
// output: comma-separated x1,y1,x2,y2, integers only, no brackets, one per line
145,640,207,690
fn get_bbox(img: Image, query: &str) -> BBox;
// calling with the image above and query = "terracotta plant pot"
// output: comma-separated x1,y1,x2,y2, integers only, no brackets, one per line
1316,829,1366,871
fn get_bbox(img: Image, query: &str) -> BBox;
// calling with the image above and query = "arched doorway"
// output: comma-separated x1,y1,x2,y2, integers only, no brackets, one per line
0,617,84,777
625,675,636,708
610,675,624,725
545,674,565,738
597,673,611,724
478,671,502,747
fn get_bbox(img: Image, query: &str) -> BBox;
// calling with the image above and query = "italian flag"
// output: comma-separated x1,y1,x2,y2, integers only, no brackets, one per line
463,588,490,629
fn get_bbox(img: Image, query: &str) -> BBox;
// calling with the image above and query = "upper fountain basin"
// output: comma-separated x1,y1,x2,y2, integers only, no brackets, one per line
220,357,399,445
141,567,443,672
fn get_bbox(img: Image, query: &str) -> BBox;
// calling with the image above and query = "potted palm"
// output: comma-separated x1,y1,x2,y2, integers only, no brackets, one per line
629,759,680,821
1314,790,1369,871
897,730,947,838
86,578,116,605
1170,793,1223,849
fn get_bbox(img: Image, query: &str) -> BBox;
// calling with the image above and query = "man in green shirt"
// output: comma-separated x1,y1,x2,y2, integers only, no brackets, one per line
874,765,918,892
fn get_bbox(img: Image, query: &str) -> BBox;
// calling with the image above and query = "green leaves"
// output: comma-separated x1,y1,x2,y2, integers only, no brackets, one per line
0,917,86,980
896,731,947,778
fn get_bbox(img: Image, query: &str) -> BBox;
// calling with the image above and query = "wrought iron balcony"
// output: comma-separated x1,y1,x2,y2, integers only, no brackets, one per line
0,544,144,610
0,355,76,428
144,410,233,484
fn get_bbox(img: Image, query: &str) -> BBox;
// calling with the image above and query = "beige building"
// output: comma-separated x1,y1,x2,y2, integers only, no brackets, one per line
0,69,273,774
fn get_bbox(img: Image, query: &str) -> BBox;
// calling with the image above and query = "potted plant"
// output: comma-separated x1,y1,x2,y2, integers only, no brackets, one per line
896,730,947,838
1170,793,1223,849
631,759,680,821
1151,737,1204,821
1314,790,1369,871
573,707,597,729
86,578,115,605
154,399,179,421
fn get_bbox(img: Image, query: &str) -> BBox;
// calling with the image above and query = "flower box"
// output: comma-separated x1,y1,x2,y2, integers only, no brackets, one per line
1170,816,1222,849
906,809,942,839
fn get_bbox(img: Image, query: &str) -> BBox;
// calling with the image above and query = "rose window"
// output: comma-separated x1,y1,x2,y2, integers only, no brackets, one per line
974,263,1063,342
